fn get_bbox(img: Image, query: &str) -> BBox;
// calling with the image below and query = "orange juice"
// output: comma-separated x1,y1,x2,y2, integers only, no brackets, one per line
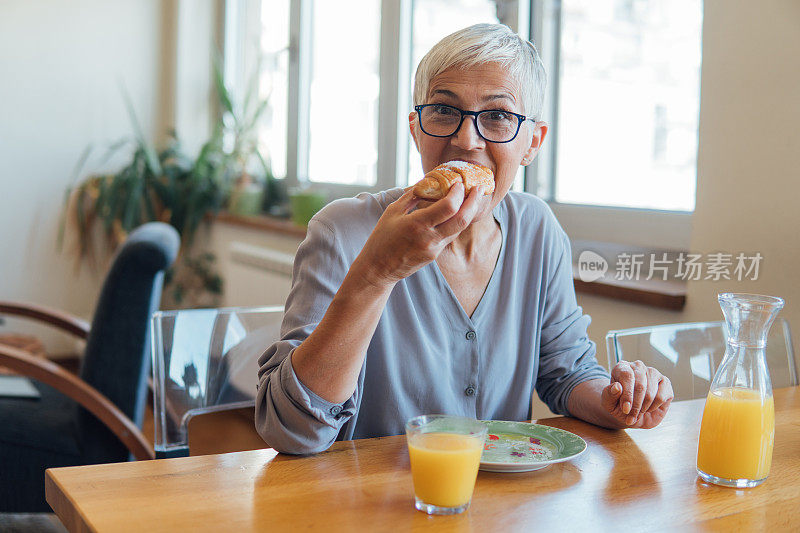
697,387,775,481
407,432,483,508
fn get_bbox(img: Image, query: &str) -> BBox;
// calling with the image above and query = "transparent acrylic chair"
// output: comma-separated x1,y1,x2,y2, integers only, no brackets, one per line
150,306,284,458
606,318,796,401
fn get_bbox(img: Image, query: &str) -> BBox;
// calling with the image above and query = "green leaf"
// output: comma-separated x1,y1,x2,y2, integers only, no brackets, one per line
122,173,143,231
75,184,89,257
57,145,93,251
120,82,162,175
142,186,157,221
97,137,131,168
212,50,235,118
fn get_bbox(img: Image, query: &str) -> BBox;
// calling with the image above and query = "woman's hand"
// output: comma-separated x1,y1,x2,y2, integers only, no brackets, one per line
600,360,674,429
353,182,488,286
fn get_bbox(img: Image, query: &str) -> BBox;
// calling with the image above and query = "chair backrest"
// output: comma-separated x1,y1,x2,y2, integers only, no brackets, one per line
150,306,284,458
78,222,180,461
606,318,797,401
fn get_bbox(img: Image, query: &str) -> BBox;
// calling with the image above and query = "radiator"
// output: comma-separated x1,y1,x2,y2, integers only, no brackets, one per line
224,242,295,308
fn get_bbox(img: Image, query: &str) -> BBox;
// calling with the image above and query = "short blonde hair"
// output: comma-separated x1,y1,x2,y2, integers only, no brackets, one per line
413,23,546,119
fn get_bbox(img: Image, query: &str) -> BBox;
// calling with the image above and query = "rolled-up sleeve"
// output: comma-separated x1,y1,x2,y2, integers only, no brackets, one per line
536,232,610,416
255,217,358,454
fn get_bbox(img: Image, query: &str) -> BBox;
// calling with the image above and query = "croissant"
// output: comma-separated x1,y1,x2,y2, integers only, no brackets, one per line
412,161,494,201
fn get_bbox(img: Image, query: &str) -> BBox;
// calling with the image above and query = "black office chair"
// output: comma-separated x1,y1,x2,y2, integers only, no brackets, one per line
0,222,179,512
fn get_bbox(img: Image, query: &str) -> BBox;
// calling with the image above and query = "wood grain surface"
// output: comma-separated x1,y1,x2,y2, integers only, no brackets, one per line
46,387,800,532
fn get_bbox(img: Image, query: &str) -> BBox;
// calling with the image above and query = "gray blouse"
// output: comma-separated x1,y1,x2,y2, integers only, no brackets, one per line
255,188,609,454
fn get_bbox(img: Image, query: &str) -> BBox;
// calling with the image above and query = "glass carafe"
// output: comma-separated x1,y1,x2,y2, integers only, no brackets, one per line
696,293,784,487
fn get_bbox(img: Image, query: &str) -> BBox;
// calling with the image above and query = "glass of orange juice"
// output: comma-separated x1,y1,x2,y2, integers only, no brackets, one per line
405,415,487,515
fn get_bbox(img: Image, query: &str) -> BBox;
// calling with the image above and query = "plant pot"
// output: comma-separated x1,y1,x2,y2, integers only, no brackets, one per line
289,190,327,227
228,183,265,216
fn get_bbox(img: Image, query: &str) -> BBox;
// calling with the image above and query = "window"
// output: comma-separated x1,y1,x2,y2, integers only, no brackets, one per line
228,0,702,246
256,0,290,180
225,0,290,179
532,0,703,213
307,0,380,186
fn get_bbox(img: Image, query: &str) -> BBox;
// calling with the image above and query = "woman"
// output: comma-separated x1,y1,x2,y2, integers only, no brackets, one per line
256,24,673,454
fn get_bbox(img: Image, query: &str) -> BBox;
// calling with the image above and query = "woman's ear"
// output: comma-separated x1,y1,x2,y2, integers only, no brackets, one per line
409,112,420,151
521,122,548,165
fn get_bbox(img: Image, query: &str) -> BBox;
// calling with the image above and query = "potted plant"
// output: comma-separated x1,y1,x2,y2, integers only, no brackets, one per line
60,58,276,307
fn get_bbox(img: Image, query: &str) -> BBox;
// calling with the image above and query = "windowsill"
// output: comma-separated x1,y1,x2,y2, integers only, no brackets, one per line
549,202,693,251
572,269,687,311
215,211,308,239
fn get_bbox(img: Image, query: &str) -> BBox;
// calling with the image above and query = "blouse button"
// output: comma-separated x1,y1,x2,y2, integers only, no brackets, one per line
465,386,476,396
466,330,477,341
329,405,343,416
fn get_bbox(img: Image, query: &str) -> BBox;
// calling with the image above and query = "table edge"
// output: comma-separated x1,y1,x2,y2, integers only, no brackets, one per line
46,468,95,533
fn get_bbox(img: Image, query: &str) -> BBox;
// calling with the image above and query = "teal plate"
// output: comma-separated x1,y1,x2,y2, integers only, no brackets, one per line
479,421,587,473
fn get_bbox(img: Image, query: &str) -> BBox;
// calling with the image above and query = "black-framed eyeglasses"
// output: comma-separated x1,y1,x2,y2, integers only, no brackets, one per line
414,104,536,143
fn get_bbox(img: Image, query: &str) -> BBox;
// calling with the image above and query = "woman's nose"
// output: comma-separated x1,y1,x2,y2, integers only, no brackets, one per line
451,115,485,151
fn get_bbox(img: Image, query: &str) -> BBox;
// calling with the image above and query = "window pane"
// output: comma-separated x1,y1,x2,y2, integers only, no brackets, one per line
257,1,290,179
307,0,380,186
553,0,702,211
407,0,525,191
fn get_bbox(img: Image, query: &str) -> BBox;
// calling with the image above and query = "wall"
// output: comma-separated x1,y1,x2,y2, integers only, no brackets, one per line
683,0,800,343
0,0,166,353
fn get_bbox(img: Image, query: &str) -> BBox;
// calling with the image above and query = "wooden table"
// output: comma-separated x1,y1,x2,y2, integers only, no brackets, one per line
46,387,800,532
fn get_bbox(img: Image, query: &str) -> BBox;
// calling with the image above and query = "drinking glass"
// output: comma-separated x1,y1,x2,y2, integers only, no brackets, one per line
405,415,487,515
